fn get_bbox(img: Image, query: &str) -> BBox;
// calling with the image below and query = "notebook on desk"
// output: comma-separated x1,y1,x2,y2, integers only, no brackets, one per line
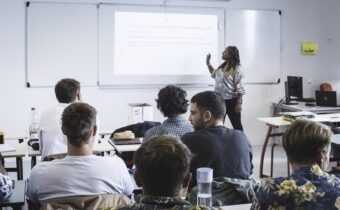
109,138,142,145
315,90,339,107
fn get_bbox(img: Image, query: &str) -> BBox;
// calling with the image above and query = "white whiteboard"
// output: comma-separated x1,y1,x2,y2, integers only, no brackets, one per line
225,9,281,83
98,4,225,86
26,3,97,87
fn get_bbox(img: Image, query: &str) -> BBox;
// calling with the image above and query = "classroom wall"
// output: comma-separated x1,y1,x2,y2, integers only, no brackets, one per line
1,0,340,145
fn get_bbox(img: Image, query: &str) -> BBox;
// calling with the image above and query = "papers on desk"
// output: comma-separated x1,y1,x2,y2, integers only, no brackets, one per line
281,111,316,122
0,144,16,152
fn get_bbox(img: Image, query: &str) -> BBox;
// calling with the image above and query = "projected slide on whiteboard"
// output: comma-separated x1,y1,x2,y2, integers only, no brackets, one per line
114,12,218,75
99,5,224,86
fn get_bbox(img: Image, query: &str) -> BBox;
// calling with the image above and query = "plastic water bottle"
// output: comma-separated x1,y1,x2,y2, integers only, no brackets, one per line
197,167,213,208
29,107,39,139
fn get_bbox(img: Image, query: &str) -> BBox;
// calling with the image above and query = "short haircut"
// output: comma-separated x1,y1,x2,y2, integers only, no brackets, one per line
55,78,80,103
134,135,193,196
191,91,226,120
61,102,97,147
283,119,332,164
156,85,189,117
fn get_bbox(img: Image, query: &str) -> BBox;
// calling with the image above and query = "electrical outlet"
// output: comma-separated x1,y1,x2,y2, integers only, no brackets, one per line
307,78,312,85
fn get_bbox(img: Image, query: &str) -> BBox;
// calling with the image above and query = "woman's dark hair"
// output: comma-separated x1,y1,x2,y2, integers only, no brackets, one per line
283,119,332,165
219,46,240,73
156,85,189,117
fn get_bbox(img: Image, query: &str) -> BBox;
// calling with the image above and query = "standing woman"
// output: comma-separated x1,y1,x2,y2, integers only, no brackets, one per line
206,46,245,131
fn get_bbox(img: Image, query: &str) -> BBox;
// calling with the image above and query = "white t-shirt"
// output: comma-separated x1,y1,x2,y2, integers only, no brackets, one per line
39,103,99,160
26,155,134,205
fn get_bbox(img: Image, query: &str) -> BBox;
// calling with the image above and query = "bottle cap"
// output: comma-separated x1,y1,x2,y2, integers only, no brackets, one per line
197,167,213,183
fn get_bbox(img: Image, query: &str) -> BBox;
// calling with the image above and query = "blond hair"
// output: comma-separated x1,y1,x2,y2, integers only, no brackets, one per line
283,119,332,164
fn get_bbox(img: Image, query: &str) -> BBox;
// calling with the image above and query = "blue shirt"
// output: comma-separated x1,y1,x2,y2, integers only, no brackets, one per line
181,126,253,189
143,116,193,142
252,165,340,210
211,64,245,100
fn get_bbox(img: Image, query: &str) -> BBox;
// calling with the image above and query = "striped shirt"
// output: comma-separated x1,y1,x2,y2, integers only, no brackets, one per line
211,65,245,100
143,116,193,143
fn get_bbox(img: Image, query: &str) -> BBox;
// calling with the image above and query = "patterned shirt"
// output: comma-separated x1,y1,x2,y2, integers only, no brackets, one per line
211,64,245,100
143,116,193,143
252,165,340,210
0,173,12,200
104,196,208,210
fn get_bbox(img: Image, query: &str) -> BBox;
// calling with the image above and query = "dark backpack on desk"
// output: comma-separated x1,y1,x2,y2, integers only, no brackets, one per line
109,121,161,138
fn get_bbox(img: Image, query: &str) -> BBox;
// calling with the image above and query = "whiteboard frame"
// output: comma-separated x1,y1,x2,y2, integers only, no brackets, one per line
26,2,98,87
25,2,281,88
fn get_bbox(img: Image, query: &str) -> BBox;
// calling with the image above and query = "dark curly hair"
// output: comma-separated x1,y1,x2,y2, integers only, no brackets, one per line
156,85,189,117
219,46,240,72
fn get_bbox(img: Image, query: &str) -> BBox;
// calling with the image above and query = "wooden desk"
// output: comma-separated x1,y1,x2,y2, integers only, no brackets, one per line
220,203,252,209
1,143,26,180
2,130,29,141
0,180,26,210
115,144,141,153
28,139,117,168
2,127,116,140
99,126,116,138
0,126,117,172
258,113,340,178
274,102,340,114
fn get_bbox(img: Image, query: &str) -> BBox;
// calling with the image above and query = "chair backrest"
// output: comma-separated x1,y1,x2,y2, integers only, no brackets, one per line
40,194,132,210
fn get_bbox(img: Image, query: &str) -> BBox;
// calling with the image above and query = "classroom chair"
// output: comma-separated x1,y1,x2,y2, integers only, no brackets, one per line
271,141,290,177
29,194,132,210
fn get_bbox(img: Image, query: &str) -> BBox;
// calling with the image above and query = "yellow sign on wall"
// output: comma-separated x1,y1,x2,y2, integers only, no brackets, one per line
302,41,317,55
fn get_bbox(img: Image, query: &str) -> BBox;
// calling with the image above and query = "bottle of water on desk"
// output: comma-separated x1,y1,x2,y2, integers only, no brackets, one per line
197,167,213,208
29,107,39,140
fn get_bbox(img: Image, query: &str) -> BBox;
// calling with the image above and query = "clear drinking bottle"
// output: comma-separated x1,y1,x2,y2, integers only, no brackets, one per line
29,107,39,140
197,167,213,208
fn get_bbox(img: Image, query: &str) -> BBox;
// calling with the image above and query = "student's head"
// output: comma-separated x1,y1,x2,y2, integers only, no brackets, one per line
134,135,193,197
189,91,226,130
156,85,189,117
283,119,332,171
61,102,97,147
55,78,81,103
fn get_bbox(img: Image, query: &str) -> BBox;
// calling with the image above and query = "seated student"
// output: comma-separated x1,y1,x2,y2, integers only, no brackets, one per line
143,85,193,142
39,78,100,160
26,102,134,206
105,135,208,210
0,163,12,200
252,119,340,210
181,91,253,189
